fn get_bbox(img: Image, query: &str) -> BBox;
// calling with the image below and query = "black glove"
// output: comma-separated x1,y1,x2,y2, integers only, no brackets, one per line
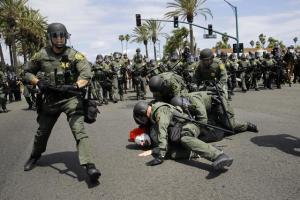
146,157,164,166
60,84,78,92
37,79,49,93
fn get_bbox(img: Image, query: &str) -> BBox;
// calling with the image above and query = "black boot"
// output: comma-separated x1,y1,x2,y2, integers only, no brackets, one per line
85,163,101,182
247,122,258,133
212,153,233,170
24,155,41,171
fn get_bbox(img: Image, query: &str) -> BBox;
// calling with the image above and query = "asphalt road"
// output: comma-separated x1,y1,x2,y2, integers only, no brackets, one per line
0,84,299,200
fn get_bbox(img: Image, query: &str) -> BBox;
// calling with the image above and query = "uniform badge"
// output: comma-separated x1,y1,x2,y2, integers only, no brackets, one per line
220,63,225,70
60,62,70,69
211,72,215,77
75,52,85,61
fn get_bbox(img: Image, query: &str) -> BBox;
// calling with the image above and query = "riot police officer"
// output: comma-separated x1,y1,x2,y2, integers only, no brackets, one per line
132,101,234,170
24,23,101,182
194,49,228,98
132,49,147,100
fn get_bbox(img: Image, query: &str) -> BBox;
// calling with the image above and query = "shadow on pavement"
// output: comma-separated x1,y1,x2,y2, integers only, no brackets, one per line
251,134,300,156
175,159,227,179
37,151,100,188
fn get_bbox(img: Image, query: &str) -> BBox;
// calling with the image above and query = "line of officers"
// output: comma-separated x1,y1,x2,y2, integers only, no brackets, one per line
1,44,299,114
88,45,300,105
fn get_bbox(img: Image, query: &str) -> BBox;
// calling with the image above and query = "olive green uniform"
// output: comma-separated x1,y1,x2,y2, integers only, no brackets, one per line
154,72,188,102
194,58,228,97
91,63,104,104
184,91,248,134
150,102,222,160
25,46,94,165
132,62,147,99
110,59,125,101
238,59,250,91
262,58,275,89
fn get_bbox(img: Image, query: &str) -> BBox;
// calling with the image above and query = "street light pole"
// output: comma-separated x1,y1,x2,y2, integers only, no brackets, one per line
224,0,240,57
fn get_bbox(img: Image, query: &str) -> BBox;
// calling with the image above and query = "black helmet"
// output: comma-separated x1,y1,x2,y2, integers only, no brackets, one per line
96,54,103,60
96,54,103,62
47,23,69,48
136,48,141,53
133,101,149,126
200,49,213,60
113,52,121,59
149,75,163,93
170,96,191,108
47,23,69,39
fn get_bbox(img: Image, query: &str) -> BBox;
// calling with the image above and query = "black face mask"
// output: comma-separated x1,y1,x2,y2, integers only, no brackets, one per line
50,32,67,38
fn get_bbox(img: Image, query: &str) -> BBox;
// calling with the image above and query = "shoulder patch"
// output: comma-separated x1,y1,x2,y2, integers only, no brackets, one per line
219,63,225,70
75,52,86,61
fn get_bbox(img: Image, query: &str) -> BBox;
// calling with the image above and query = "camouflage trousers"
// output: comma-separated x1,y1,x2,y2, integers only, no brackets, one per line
30,96,93,165
180,123,222,160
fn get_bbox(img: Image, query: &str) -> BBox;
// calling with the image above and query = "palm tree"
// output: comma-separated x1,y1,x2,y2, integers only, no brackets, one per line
0,0,28,69
250,40,254,48
145,20,167,61
124,34,130,54
16,7,47,62
255,41,261,49
164,27,189,57
258,33,266,48
293,37,298,46
0,35,5,67
131,24,150,58
118,35,124,53
165,0,212,55
0,0,47,66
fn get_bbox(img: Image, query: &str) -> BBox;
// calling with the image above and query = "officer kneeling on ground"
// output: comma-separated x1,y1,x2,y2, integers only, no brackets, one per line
23,23,101,182
132,101,233,170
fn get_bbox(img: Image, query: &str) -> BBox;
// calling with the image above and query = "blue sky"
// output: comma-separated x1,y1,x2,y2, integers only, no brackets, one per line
1,0,300,63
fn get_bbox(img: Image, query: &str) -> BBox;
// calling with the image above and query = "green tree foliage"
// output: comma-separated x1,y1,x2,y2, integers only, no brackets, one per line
124,34,130,54
255,41,261,49
250,40,254,48
293,37,298,45
165,0,212,55
118,35,124,53
258,33,266,48
0,0,47,67
145,20,167,61
214,32,231,49
267,37,285,49
131,24,150,58
163,27,189,57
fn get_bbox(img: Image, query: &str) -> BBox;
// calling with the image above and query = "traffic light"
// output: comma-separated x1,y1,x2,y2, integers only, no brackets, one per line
136,14,141,27
233,43,244,53
174,16,179,28
233,43,237,53
239,43,244,52
208,24,213,35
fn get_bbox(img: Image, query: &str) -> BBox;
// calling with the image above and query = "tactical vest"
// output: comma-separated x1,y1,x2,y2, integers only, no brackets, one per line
93,63,106,81
150,102,188,143
33,47,82,86
158,72,188,100
196,58,224,82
